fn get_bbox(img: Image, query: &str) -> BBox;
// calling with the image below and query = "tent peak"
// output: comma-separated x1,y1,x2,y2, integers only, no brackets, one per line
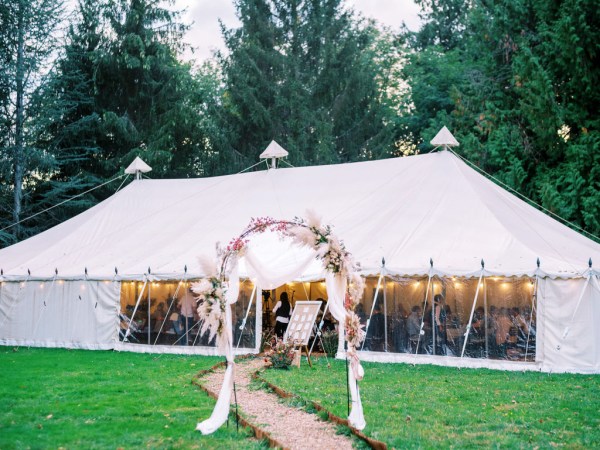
125,156,152,180
259,140,289,169
431,126,460,150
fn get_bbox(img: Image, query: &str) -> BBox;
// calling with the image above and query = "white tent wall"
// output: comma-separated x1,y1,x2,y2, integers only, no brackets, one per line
538,275,600,373
0,280,120,349
1,150,599,371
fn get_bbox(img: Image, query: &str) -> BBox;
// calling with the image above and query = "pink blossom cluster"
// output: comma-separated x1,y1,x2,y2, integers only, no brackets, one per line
226,236,248,253
247,216,277,233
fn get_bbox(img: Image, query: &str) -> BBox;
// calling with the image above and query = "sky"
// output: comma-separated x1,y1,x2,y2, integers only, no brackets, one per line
173,0,422,61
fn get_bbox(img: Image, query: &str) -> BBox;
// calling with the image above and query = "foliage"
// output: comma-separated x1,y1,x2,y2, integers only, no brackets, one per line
0,0,65,243
320,330,338,358
398,0,600,239
1,0,221,244
214,0,402,169
0,348,263,449
262,356,600,448
266,337,296,369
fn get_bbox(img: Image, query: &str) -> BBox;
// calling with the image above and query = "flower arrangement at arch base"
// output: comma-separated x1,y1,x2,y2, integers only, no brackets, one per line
265,337,300,369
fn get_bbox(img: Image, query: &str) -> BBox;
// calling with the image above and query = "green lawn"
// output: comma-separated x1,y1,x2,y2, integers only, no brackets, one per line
0,348,262,449
2,348,598,449
261,357,600,449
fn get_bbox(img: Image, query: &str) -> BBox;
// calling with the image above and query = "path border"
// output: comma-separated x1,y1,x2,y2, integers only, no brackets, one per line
191,356,387,450
252,368,387,450
191,355,287,449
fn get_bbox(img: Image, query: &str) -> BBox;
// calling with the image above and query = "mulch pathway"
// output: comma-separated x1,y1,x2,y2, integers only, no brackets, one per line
197,358,357,449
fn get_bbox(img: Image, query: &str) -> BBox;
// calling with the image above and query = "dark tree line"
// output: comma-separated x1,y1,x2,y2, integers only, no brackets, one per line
0,0,598,246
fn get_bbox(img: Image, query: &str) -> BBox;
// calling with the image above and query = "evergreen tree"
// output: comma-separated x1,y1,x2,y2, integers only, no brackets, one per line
217,0,401,168
0,0,65,244
398,0,600,238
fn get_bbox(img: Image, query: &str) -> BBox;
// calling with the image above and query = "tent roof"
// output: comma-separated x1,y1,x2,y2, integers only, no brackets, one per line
1,150,598,281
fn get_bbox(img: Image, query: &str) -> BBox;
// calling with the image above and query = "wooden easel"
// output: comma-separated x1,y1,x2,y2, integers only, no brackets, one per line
292,344,313,368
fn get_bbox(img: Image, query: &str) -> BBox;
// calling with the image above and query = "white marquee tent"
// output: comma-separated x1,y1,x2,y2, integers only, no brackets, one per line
0,145,599,373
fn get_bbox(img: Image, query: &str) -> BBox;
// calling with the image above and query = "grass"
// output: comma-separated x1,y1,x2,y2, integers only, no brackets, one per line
2,348,598,449
0,348,263,449
261,356,600,449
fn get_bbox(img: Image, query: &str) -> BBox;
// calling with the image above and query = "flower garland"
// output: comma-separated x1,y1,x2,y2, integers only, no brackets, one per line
192,211,366,349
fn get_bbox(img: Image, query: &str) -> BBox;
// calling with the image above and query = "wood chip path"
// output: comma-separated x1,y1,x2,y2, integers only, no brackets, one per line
198,358,357,449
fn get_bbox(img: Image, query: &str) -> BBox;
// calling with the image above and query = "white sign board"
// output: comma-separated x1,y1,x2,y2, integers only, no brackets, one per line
284,300,322,345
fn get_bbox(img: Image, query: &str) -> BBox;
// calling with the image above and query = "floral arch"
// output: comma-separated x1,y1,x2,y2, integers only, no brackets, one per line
192,212,367,434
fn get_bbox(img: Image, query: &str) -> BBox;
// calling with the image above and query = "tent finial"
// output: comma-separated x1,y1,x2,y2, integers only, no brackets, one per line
430,126,460,151
537,258,540,268
85,267,88,275
28,268,31,276
589,258,593,268
0,269,3,276
148,267,151,275
114,267,118,275
125,157,152,180
184,265,188,273
381,257,386,267
55,268,58,275
259,140,289,169
430,258,433,268
481,259,485,269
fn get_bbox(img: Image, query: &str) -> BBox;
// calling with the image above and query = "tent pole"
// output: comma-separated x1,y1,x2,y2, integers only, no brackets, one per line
484,278,488,358
524,275,538,361
460,271,484,358
148,281,151,344
360,273,384,351
124,279,148,341
383,274,388,352
154,273,186,346
236,283,257,349
431,279,436,356
308,299,329,356
415,274,432,355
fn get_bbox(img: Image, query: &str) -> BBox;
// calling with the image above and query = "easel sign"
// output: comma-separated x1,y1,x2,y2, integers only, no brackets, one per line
284,300,322,367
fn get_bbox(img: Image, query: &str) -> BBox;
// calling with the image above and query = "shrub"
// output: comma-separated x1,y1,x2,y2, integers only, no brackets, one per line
321,330,339,357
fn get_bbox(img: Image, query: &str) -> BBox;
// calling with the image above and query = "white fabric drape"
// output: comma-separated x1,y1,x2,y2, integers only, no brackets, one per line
244,245,316,289
197,260,238,434
196,360,234,434
326,272,366,430
348,359,366,430
324,273,347,322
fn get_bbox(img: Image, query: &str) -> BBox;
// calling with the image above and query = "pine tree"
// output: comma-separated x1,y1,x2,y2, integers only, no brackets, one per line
217,0,401,168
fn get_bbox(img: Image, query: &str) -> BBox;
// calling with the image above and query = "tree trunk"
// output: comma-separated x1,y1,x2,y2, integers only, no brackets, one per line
13,0,25,239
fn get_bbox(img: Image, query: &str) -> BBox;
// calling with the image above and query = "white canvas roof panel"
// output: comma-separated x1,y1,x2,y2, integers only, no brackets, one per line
1,151,598,281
